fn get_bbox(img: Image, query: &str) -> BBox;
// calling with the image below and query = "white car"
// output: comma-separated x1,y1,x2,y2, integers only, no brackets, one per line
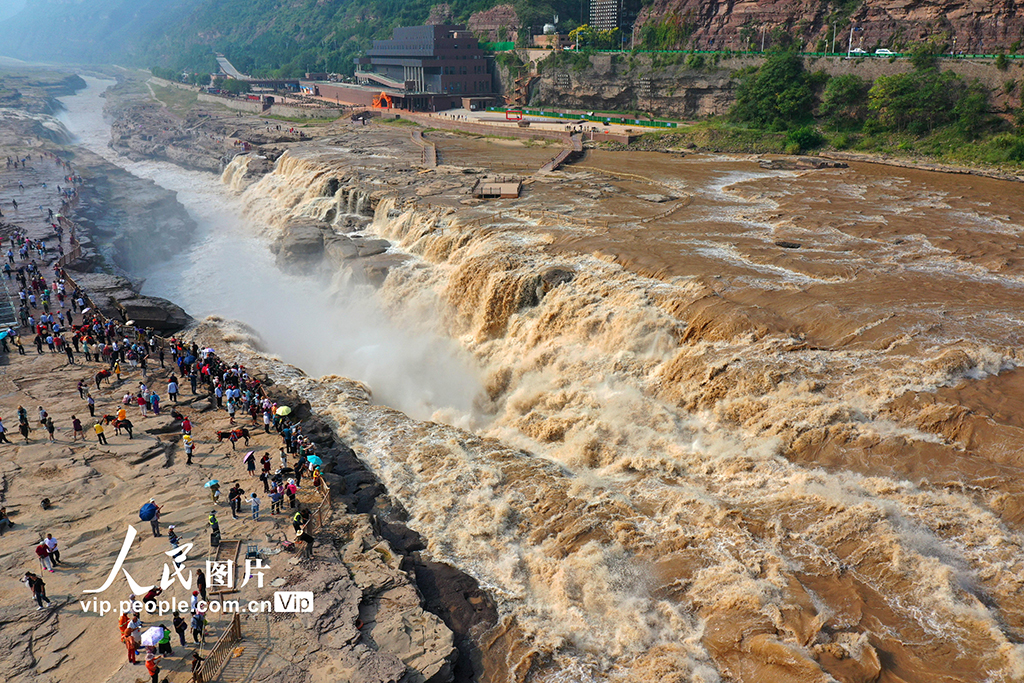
848,48,867,55
874,48,896,56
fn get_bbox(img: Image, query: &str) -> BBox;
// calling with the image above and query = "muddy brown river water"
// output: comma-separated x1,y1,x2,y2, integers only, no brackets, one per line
55,77,1024,681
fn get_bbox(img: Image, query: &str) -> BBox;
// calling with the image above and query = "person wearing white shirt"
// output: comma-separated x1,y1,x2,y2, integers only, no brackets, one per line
43,533,60,564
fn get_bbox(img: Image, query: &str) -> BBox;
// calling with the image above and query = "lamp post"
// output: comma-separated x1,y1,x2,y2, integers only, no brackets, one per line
761,25,766,52
847,25,862,57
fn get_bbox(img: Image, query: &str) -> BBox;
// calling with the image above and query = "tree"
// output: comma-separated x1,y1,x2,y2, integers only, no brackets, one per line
819,74,869,129
954,80,989,139
731,50,815,129
221,78,251,94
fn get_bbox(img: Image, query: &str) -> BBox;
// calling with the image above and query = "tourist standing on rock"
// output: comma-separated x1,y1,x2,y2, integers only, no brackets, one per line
250,492,260,520
148,499,163,537
168,377,178,403
191,651,205,680
0,417,10,444
71,415,83,441
196,568,207,602
121,629,137,664
35,541,54,572
244,450,256,476
168,525,180,553
23,571,51,610
296,527,315,558
44,533,60,565
172,612,187,647
190,611,205,643
45,417,55,442
145,652,162,683
19,418,31,442
86,393,95,417
157,624,173,655
184,435,194,464
228,483,243,519
77,379,85,398
93,421,107,444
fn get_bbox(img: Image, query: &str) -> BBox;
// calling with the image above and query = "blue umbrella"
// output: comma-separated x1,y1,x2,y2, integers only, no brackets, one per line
204,479,220,488
306,456,323,467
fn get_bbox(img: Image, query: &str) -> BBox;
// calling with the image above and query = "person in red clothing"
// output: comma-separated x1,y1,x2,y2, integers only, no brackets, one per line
123,632,137,664
35,542,54,572
145,652,162,682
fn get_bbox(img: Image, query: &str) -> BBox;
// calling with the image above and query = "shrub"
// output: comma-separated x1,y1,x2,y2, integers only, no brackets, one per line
786,125,824,151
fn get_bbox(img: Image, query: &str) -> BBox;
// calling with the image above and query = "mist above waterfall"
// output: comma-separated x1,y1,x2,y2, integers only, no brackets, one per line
57,78,482,422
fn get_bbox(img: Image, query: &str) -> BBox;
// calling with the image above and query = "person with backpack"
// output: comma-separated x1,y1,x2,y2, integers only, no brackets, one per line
172,611,188,647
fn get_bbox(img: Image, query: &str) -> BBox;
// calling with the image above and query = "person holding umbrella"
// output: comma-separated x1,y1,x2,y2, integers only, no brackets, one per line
205,480,220,505
243,450,256,477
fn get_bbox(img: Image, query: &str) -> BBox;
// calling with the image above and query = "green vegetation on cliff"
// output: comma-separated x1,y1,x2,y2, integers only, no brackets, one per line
728,46,1024,166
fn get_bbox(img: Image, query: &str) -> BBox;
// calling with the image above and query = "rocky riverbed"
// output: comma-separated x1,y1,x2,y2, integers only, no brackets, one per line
0,68,496,683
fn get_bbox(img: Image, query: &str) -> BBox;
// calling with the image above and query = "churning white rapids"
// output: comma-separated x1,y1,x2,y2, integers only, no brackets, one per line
56,77,481,422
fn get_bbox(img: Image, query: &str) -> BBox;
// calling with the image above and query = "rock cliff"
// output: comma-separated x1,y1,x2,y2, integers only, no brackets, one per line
533,53,738,118
637,0,1024,53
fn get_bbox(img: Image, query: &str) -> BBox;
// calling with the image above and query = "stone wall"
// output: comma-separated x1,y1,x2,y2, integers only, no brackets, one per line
196,92,342,118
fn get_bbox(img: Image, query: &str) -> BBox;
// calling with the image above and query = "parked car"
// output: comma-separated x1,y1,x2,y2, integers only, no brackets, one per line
848,48,868,55
874,48,896,56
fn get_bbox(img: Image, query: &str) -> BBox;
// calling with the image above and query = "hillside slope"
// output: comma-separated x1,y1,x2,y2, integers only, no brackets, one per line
1,0,1021,76
0,0,204,64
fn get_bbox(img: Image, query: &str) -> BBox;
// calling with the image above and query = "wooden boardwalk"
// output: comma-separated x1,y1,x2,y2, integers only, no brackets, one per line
538,134,584,174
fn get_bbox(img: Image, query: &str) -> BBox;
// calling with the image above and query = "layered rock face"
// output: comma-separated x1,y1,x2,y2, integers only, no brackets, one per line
637,0,1024,53
533,53,737,118
467,4,521,42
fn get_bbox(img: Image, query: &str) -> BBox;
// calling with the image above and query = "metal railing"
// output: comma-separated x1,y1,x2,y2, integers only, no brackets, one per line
195,613,242,682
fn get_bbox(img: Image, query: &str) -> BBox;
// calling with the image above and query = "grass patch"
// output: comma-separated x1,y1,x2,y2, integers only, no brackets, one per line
376,117,421,127
148,83,198,115
616,120,789,153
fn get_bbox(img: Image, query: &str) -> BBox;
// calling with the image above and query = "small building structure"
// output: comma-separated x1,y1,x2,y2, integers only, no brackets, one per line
532,33,573,50
302,24,495,112
472,176,522,199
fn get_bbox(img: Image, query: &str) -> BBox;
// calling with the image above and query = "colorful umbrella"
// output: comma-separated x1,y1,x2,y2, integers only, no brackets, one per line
241,450,255,462
306,455,322,467
275,406,292,416
140,626,164,647
204,479,220,488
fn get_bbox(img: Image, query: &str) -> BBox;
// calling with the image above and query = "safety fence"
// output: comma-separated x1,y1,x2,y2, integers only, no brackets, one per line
489,106,679,129
302,477,333,536
195,613,243,682
557,48,1024,60
410,130,437,168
